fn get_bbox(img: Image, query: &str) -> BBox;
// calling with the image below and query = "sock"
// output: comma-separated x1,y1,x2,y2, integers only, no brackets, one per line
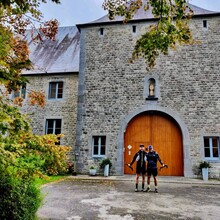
142,183,144,189
147,184,150,189
155,186,158,190
136,183,138,189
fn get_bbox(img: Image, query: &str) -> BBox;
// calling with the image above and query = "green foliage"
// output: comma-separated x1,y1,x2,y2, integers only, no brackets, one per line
199,161,212,169
0,96,71,219
0,169,42,220
0,0,59,92
100,158,112,169
40,134,71,175
0,96,71,177
0,1,65,219
0,0,61,10
0,96,29,136
35,175,68,188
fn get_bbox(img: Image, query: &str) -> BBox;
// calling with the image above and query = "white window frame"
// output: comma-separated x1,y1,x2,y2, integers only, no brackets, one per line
48,81,63,100
10,84,26,99
92,136,106,158
204,136,220,160
45,119,62,135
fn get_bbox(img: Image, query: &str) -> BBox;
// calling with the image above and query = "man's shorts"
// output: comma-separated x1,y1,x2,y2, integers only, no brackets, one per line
147,167,158,176
136,166,147,175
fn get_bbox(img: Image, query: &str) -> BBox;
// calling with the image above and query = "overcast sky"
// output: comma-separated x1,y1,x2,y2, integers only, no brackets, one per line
39,0,220,27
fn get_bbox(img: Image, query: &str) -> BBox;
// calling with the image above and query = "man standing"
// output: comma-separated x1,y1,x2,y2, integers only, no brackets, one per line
128,144,147,192
146,145,164,193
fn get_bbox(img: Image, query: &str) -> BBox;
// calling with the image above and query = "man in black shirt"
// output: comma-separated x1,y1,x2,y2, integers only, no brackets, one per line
146,145,164,193
128,144,147,192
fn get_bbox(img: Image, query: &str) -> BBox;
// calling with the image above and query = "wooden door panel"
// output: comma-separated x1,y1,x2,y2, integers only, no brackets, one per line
124,114,151,174
124,112,183,176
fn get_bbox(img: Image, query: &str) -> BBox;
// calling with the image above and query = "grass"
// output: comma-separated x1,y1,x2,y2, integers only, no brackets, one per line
35,175,69,187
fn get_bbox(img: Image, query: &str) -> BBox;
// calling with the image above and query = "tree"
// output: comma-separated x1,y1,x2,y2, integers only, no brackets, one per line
0,1,72,219
0,0,72,176
0,0,60,101
103,0,194,70
0,95,71,220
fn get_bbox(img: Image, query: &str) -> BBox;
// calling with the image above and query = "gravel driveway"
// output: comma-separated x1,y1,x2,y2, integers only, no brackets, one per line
37,177,220,220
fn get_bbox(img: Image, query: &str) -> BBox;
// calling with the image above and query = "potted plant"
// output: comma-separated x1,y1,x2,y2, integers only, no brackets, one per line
100,158,112,177
89,166,97,176
67,162,77,176
199,161,211,181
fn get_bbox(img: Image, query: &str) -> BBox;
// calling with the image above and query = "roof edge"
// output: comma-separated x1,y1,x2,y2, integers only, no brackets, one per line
76,12,220,29
22,71,79,77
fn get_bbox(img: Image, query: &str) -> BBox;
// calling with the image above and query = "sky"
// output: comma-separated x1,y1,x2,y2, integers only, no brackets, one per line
39,0,220,27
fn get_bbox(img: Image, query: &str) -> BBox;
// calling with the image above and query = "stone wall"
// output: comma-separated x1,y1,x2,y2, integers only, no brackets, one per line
21,73,78,155
77,15,220,178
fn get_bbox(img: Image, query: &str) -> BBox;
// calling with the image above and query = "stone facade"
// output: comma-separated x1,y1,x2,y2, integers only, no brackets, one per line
18,26,80,156
76,15,220,178
20,73,78,153
4,10,219,178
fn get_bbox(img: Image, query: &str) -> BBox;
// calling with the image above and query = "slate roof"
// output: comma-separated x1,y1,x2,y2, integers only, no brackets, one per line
22,26,80,75
22,3,218,76
78,2,218,27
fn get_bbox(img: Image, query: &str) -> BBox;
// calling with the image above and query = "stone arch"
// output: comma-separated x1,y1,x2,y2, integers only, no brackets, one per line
117,105,192,177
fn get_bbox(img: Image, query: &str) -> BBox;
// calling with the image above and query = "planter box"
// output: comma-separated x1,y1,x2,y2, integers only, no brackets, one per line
104,164,109,177
202,168,208,181
89,169,97,176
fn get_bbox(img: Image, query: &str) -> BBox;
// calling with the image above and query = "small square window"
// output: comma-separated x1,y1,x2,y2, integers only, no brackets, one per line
48,82,63,99
203,137,219,159
92,136,106,157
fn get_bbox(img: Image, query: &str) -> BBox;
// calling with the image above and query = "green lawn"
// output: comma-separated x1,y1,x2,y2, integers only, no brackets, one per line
35,175,68,187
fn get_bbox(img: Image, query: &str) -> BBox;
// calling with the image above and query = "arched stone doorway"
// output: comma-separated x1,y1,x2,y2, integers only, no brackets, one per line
124,111,183,176
117,105,193,177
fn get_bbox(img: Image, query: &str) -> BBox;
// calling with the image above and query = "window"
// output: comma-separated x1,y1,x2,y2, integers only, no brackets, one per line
11,84,26,99
48,82,63,99
204,137,219,159
100,28,104,36
203,20,208,28
45,119,62,145
132,25,136,33
92,136,106,157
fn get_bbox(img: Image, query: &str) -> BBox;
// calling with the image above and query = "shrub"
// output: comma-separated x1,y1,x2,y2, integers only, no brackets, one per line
0,171,42,220
24,134,71,176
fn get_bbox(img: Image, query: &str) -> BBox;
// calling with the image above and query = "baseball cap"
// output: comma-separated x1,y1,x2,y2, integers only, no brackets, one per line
139,144,144,148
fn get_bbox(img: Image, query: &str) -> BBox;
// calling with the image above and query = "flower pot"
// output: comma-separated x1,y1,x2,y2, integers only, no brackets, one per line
202,168,208,181
104,164,109,177
89,169,96,176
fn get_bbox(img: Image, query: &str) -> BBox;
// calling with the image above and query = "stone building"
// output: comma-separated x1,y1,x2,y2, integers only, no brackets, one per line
13,3,220,178
20,26,80,151
76,3,220,178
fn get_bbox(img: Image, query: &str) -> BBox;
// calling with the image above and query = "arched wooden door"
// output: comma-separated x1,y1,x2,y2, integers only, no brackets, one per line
124,111,183,176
